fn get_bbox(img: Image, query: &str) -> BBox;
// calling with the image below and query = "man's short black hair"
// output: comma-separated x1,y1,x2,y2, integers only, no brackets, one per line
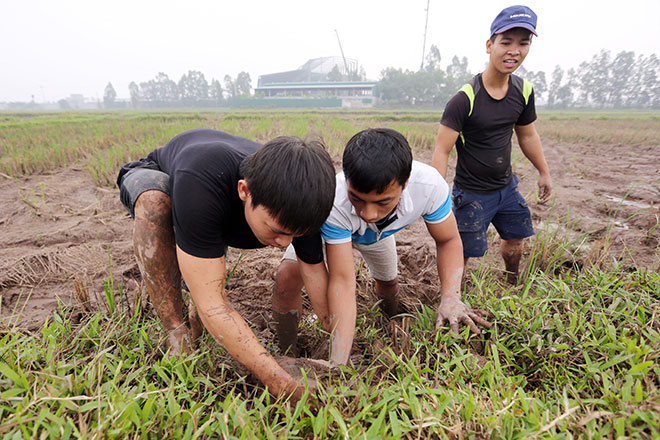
342,128,412,194
240,136,336,236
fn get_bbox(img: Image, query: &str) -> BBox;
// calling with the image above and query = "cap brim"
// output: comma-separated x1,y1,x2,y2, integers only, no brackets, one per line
494,23,538,36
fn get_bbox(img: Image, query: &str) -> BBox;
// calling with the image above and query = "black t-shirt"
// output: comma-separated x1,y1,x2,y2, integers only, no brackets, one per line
441,73,537,194
147,129,323,264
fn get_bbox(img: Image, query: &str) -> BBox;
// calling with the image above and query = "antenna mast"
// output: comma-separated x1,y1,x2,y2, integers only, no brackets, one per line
420,0,430,70
335,29,350,76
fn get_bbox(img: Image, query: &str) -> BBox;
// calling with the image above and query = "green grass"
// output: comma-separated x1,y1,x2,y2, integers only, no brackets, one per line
2,245,659,438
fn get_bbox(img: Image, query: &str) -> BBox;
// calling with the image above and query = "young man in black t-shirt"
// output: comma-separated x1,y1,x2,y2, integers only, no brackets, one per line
117,129,336,401
432,5,552,285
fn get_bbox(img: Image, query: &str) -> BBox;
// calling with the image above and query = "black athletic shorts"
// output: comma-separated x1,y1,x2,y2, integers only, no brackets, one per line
117,159,170,218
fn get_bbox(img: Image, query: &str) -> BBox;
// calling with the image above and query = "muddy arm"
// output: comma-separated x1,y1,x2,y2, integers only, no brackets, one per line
431,125,460,179
426,213,463,302
426,215,491,334
298,261,331,331
515,122,552,200
176,246,303,400
326,242,357,366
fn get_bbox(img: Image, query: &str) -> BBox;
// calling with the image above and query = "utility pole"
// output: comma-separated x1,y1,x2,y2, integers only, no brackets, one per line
335,29,350,77
420,0,430,71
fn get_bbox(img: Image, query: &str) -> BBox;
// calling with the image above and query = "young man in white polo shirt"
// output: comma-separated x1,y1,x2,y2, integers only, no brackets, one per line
273,128,491,364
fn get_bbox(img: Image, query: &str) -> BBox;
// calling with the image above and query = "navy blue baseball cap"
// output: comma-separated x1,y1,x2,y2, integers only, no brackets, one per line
490,5,538,36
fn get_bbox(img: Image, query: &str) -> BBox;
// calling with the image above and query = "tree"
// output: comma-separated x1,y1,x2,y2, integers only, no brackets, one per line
348,68,361,81
640,54,660,108
627,53,660,108
178,70,209,102
58,99,71,110
129,82,140,108
139,72,179,105
610,51,635,107
103,82,117,108
210,79,223,105
423,45,442,72
556,68,577,108
235,71,252,96
358,66,367,81
584,50,612,108
546,66,562,108
224,75,236,99
516,66,547,102
155,72,179,101
327,65,343,82
378,67,412,104
446,55,472,93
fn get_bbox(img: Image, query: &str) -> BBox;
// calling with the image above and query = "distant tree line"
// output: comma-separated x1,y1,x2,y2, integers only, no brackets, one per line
376,47,660,109
96,48,658,110
102,71,252,109
546,51,660,109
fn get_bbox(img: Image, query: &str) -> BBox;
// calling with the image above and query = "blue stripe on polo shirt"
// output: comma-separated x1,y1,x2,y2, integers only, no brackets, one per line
321,222,352,241
422,192,452,222
352,226,406,245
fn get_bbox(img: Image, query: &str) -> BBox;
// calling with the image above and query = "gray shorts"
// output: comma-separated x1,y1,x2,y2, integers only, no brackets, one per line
283,234,398,281
117,159,170,218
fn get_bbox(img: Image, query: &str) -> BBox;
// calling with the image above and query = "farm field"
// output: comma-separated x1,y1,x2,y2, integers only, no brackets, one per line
0,110,659,438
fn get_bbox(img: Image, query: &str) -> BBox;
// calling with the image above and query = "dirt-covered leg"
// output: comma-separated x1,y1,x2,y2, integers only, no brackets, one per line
188,301,203,344
272,259,304,356
501,238,524,285
375,277,399,317
133,190,190,355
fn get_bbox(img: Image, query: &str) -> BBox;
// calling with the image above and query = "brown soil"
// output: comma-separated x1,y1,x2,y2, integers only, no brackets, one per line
1,141,658,362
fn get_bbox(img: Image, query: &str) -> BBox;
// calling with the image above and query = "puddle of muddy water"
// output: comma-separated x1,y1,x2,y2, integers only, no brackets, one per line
604,194,655,210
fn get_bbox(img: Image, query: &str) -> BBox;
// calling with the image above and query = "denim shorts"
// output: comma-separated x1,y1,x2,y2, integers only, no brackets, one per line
452,175,534,258
116,159,170,218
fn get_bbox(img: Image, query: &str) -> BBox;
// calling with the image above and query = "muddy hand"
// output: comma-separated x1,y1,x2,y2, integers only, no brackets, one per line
288,372,320,409
537,174,552,202
436,296,492,335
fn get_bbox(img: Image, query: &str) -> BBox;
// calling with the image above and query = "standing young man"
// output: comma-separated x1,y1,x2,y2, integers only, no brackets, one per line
432,5,552,284
273,128,491,365
117,128,336,401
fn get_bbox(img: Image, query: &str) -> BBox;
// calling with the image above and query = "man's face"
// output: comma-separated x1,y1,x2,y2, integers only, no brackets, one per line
346,178,405,224
486,28,532,74
238,180,297,248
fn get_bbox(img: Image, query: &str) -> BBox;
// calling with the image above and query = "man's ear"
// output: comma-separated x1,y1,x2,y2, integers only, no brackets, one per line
237,179,250,202
402,178,410,191
486,38,493,54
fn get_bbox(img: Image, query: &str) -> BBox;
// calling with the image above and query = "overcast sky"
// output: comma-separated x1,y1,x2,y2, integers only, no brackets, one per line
2,0,659,102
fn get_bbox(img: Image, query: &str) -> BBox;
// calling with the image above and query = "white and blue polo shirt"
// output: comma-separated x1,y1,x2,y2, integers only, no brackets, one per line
321,161,452,245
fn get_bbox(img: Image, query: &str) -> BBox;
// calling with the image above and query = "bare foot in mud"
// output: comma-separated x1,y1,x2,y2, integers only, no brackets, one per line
504,270,519,285
378,295,400,318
